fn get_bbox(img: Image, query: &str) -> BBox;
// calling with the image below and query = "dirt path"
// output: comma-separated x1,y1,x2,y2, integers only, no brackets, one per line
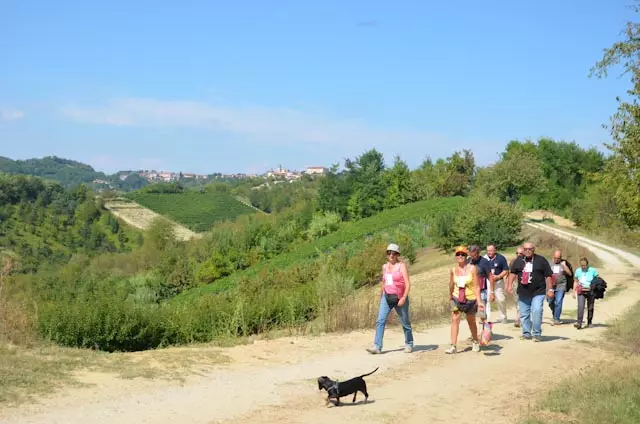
1,225,638,424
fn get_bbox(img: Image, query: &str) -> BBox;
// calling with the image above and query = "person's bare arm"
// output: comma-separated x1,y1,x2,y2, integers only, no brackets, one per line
545,262,554,298
472,267,484,309
449,268,454,301
546,276,554,298
380,265,385,297
506,272,515,294
398,263,410,306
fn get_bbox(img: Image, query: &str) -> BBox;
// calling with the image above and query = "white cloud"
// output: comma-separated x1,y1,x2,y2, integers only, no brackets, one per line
1,109,25,121
59,97,451,150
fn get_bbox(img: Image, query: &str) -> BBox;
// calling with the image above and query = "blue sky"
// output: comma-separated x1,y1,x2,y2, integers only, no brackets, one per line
0,0,634,174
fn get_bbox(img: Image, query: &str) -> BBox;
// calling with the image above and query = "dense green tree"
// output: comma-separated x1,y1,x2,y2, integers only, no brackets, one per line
475,149,546,204
591,8,640,228
317,164,351,218
413,150,476,198
475,138,605,211
383,156,420,208
344,149,386,220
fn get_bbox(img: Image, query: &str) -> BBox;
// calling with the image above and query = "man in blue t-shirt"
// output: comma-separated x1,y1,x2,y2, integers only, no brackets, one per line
468,245,494,327
484,244,510,323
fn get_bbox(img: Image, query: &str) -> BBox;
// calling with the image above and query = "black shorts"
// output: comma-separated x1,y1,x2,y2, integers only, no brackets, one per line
451,297,478,314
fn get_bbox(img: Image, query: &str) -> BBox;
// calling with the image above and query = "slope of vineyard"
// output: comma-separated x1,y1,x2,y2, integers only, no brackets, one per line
176,196,467,299
104,200,200,241
125,191,257,232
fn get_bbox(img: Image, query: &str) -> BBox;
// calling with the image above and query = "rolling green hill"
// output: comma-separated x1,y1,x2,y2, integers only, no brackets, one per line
0,156,106,187
125,190,258,232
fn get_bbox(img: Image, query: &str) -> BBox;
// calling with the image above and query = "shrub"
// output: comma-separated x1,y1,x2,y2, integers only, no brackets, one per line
306,211,341,240
430,194,523,251
38,296,167,352
314,263,355,315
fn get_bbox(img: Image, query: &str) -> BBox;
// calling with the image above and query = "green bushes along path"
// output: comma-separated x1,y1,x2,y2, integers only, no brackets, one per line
176,196,467,299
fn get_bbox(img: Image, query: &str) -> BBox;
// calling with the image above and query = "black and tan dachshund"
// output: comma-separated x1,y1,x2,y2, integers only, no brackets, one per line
317,367,379,406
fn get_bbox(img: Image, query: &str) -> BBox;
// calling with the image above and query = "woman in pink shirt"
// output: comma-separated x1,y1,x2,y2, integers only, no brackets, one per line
366,243,414,354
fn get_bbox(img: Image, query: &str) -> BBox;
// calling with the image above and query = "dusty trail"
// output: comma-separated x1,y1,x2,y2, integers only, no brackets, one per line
1,225,638,424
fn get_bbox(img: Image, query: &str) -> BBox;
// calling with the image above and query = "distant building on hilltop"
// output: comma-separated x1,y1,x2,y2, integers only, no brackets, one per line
182,173,208,180
265,165,303,181
305,166,328,176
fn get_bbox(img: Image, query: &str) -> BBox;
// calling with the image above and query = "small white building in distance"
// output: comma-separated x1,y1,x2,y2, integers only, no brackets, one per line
305,166,328,176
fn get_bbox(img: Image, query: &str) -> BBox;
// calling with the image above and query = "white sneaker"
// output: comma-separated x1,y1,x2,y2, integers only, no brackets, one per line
472,341,481,352
404,345,413,353
445,345,457,354
366,345,381,354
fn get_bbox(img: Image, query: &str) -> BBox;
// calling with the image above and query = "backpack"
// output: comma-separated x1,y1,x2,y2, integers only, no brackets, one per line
564,260,574,291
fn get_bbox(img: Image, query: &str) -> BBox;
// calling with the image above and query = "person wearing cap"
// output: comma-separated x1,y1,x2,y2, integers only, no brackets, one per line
446,245,485,354
366,243,414,354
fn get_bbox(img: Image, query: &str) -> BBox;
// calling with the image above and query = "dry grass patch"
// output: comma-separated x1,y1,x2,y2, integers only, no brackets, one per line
524,210,576,228
309,248,454,335
523,228,602,268
523,301,640,424
0,342,231,406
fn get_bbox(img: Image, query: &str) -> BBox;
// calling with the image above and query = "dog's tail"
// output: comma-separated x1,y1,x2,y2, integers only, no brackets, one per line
359,367,379,378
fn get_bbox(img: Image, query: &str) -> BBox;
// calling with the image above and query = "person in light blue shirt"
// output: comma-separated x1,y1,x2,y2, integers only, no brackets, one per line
573,257,598,329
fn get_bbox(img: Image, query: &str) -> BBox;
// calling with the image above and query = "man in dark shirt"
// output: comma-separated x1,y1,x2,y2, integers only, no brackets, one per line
468,245,494,328
507,241,553,341
484,244,510,323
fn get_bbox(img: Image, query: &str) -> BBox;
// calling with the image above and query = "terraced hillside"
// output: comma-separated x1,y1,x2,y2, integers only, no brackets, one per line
104,200,200,241
125,191,258,232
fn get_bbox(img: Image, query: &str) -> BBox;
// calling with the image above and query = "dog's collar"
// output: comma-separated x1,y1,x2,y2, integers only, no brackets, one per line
331,380,339,396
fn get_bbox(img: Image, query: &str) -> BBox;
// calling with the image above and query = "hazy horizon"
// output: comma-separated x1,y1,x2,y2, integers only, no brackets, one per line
2,0,631,174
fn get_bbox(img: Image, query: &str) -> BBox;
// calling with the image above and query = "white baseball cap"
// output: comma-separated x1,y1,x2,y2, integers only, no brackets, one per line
386,243,401,254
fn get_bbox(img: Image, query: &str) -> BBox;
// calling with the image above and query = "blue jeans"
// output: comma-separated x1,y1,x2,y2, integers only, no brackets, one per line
373,295,414,351
518,294,545,338
547,289,566,322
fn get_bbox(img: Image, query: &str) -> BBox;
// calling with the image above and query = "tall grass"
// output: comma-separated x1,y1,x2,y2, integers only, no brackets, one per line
0,255,36,346
317,291,450,334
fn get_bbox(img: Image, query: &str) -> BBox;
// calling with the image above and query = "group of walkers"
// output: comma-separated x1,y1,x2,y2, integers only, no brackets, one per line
367,241,604,355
